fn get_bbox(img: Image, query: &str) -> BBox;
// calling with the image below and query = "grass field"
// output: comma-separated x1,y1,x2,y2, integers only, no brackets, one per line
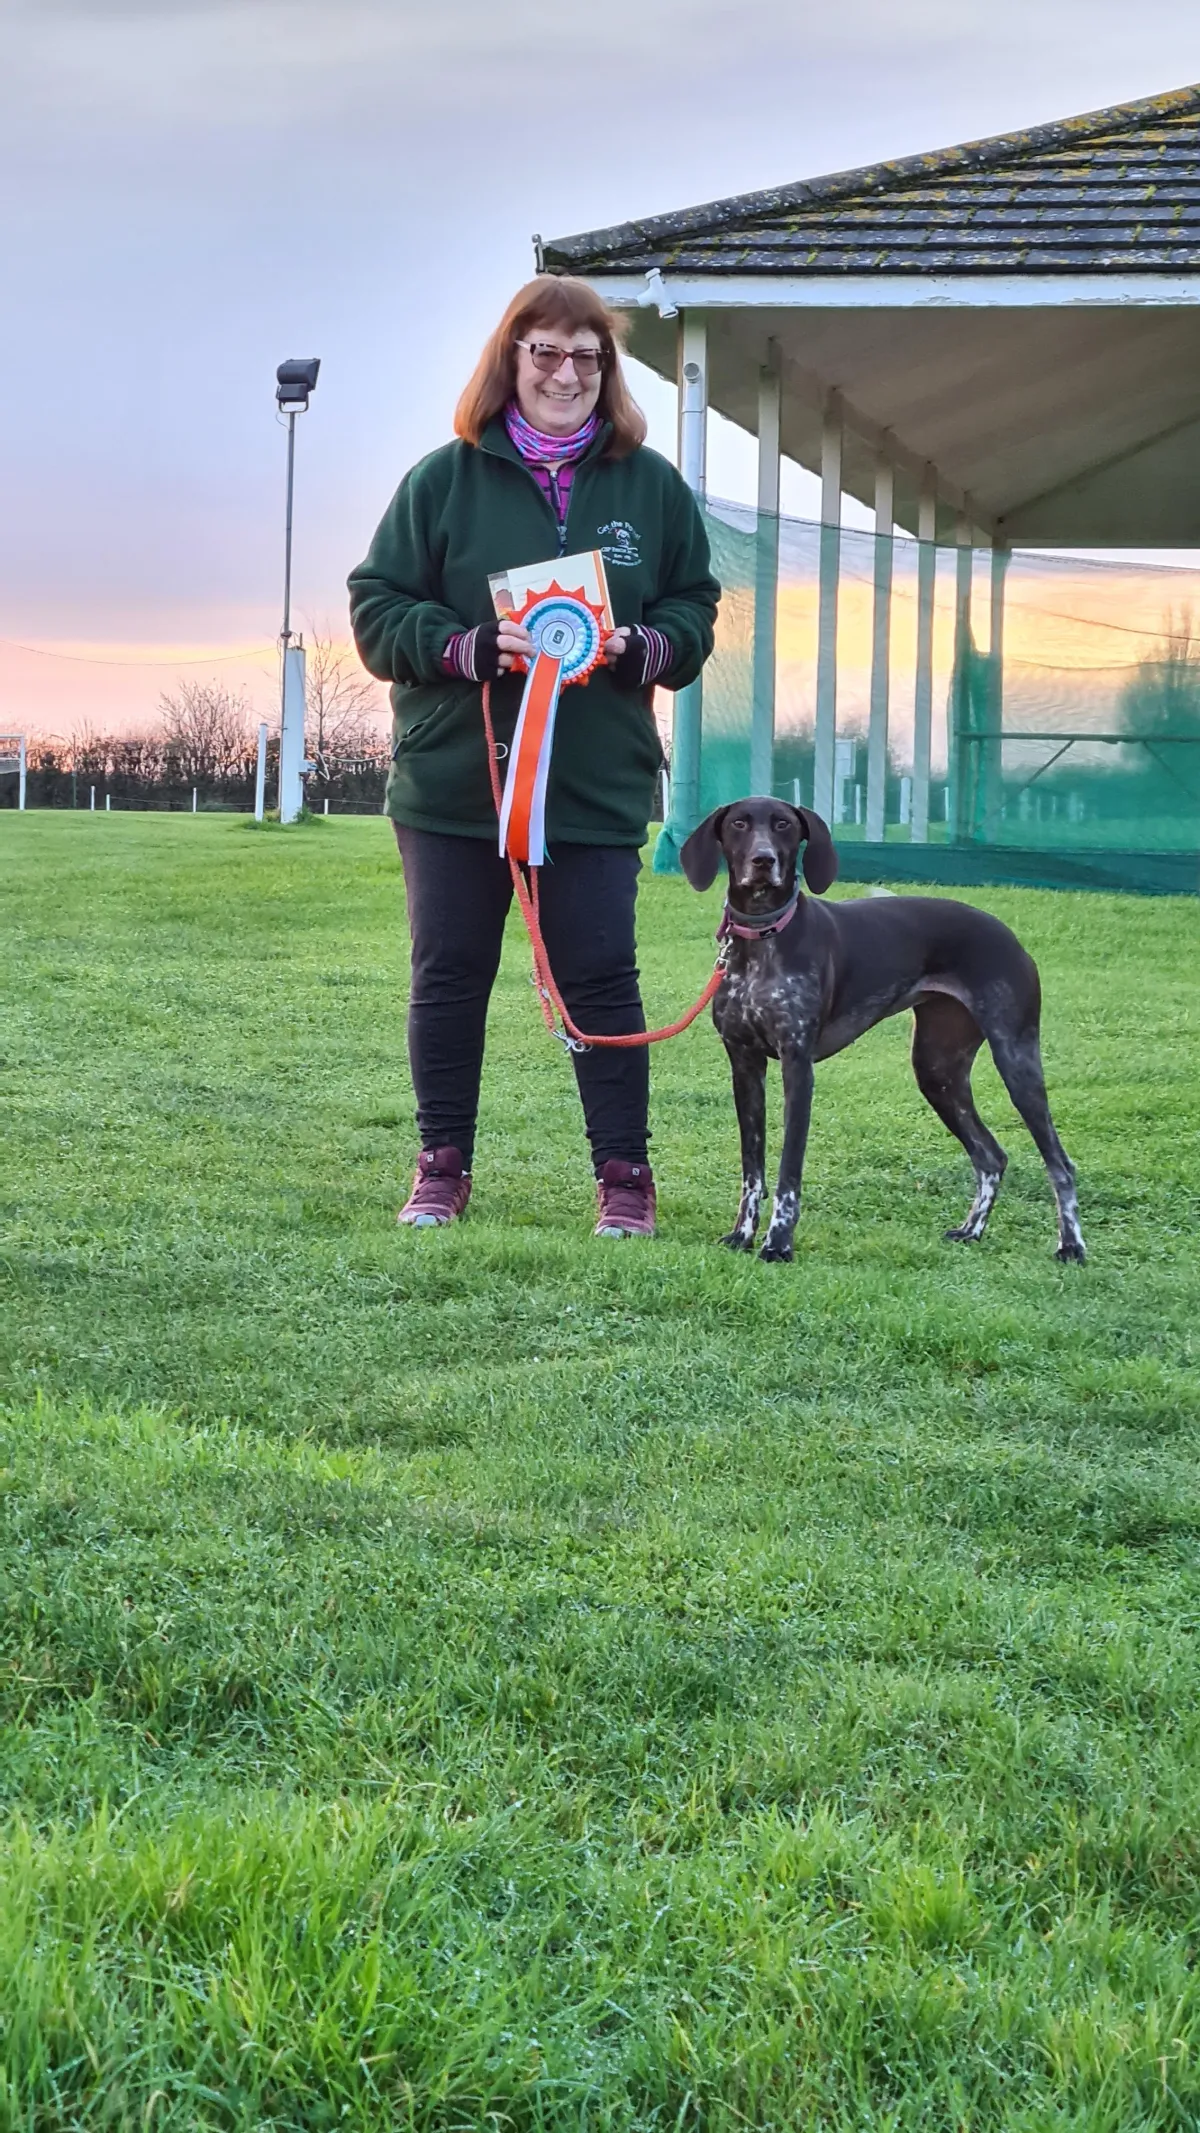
3,810,1200,2130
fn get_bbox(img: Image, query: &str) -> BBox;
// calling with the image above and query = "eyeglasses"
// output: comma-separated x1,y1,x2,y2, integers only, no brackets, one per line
514,339,607,379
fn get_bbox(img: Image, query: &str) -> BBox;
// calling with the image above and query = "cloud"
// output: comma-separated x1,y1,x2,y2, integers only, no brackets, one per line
8,0,1166,140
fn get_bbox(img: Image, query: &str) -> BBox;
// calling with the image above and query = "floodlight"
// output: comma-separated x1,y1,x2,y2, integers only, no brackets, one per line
276,357,321,412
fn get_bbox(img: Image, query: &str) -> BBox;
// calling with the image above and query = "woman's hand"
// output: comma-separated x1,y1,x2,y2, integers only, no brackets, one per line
497,618,535,671
602,626,674,691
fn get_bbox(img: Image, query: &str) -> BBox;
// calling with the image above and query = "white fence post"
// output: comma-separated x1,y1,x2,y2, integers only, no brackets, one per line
254,721,268,822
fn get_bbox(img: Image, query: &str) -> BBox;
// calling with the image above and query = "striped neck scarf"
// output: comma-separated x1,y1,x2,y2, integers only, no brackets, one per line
505,401,600,467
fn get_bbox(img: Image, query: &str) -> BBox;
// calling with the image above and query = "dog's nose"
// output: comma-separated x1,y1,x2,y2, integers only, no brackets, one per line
749,847,777,872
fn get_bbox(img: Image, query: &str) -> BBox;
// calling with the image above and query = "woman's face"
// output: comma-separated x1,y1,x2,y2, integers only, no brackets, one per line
512,321,605,436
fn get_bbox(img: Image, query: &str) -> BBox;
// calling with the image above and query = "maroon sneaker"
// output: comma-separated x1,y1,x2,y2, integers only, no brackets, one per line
397,1146,471,1228
594,1159,656,1239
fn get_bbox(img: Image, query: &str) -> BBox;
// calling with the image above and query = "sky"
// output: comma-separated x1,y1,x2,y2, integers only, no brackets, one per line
2,0,1199,736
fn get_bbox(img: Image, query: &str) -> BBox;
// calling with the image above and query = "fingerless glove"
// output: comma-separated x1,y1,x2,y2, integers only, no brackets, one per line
609,625,674,690
442,621,503,683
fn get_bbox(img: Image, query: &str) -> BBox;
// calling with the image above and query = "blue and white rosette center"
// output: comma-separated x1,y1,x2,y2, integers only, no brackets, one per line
524,596,601,682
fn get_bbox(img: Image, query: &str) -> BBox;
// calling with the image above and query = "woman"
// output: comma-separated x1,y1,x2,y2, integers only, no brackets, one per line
348,276,720,1237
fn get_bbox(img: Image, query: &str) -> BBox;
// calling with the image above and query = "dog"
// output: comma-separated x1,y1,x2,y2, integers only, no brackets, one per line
680,797,1085,1265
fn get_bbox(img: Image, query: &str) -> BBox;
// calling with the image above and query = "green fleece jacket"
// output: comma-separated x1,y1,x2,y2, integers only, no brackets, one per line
347,416,720,845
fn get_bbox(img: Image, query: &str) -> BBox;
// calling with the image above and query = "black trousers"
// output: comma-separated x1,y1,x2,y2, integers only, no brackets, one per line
393,824,649,1172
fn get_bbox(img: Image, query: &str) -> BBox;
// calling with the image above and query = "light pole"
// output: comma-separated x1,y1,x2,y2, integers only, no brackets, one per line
275,357,320,823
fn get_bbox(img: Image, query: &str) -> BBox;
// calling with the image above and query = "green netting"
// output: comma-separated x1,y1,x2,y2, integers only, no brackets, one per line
656,499,1200,895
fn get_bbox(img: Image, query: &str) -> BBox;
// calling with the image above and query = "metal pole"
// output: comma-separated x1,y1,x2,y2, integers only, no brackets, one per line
812,392,843,823
866,451,894,843
18,737,26,811
279,409,297,768
750,344,781,798
281,409,296,656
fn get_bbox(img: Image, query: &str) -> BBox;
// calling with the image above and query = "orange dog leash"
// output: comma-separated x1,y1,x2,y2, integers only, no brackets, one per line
481,681,726,1053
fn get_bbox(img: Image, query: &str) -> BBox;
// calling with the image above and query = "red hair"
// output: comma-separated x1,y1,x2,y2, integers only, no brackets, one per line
454,276,646,457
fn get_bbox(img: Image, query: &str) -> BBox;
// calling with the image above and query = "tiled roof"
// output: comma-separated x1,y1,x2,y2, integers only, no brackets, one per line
542,85,1200,278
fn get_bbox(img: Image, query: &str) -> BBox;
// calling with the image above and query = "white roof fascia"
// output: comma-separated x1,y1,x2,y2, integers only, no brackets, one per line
596,271,1200,313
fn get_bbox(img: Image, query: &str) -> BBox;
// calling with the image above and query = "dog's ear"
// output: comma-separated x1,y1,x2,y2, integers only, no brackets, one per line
794,807,838,895
679,806,729,891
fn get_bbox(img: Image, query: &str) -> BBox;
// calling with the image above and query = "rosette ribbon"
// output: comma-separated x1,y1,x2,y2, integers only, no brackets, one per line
497,582,608,866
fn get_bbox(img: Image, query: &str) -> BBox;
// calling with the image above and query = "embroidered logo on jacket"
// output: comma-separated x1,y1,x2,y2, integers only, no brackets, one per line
597,520,642,568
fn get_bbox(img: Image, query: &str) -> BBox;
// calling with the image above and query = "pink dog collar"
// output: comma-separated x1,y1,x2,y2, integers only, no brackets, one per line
717,890,800,942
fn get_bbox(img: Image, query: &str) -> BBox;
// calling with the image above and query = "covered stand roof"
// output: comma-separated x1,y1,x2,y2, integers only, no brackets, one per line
542,86,1200,545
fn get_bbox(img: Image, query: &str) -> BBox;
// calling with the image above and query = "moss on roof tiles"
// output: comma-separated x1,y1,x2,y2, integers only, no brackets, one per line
542,81,1200,279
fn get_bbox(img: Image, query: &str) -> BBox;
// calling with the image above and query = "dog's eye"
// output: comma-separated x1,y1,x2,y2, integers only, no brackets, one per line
771,818,791,832
730,817,749,830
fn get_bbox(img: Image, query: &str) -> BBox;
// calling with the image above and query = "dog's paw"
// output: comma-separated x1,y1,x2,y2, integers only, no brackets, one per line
720,1229,755,1251
943,1222,982,1244
1055,1237,1087,1263
758,1236,794,1264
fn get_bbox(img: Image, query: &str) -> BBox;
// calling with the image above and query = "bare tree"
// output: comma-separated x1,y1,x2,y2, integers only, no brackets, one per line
303,626,388,781
1119,606,1200,740
156,680,253,783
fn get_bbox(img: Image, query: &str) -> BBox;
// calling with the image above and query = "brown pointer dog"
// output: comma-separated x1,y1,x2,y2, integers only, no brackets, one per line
681,797,1085,1266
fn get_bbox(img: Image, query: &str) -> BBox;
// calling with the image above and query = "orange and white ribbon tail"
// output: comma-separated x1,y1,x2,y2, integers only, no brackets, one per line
497,652,563,867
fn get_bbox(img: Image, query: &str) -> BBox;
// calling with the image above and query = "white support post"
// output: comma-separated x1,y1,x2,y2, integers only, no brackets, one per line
947,507,974,842
90,785,96,811
986,544,1010,838
655,312,708,868
254,720,268,822
990,544,1008,708
678,312,708,497
278,644,308,825
866,450,894,843
18,737,26,811
912,465,937,844
750,344,781,798
812,391,843,824
955,513,974,637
